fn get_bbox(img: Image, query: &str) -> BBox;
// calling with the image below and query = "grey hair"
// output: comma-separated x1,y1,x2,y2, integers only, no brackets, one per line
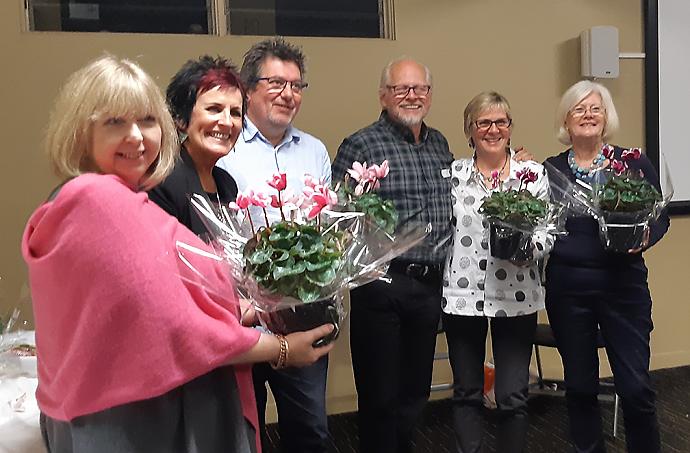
555,80,619,145
378,57,433,91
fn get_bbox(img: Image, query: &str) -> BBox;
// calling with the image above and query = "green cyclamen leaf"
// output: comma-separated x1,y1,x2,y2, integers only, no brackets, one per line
248,248,272,265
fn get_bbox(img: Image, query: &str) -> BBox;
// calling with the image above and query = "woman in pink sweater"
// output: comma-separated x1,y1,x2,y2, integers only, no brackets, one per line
22,55,333,453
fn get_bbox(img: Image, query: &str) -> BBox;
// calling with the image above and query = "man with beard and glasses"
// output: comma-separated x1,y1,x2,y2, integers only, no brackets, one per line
331,57,454,453
217,37,331,453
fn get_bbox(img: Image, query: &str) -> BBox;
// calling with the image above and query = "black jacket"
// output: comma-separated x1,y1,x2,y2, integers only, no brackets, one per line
148,148,238,237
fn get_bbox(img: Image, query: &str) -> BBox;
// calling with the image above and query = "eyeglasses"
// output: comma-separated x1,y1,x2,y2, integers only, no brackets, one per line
386,85,431,98
570,104,605,117
474,118,512,131
257,77,308,94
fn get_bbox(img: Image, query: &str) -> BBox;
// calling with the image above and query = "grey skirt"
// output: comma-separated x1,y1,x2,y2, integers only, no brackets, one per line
40,367,256,453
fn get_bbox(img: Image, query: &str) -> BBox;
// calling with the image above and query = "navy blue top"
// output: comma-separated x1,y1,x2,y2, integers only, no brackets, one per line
544,146,670,290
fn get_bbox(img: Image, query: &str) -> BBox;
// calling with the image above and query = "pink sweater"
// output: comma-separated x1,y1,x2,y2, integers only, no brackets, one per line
22,174,261,432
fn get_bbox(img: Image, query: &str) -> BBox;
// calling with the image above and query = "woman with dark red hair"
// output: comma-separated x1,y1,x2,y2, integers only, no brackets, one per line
149,55,245,235
148,55,334,452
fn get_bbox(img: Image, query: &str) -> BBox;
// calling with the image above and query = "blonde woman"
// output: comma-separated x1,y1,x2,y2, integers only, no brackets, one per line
22,55,332,453
442,91,551,453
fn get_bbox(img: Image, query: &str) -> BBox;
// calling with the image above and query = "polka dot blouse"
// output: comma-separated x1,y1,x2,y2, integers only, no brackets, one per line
442,155,553,318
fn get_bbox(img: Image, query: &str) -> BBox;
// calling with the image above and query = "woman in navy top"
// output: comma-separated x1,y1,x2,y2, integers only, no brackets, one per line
544,80,669,453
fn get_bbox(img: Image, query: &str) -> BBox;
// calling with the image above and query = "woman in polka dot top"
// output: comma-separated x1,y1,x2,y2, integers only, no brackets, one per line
441,91,552,453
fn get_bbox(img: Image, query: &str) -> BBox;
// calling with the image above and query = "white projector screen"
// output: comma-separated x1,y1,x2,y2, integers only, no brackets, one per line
646,0,690,215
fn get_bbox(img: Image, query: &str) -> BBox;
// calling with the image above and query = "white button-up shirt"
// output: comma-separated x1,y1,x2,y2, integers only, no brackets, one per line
442,155,552,318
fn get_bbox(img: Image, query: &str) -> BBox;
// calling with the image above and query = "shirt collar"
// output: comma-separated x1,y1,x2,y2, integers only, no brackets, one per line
238,116,301,148
379,110,429,144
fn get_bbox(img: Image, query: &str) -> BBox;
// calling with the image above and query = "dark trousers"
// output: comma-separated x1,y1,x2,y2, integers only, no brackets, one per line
443,312,537,453
253,356,329,453
546,265,660,453
349,269,442,453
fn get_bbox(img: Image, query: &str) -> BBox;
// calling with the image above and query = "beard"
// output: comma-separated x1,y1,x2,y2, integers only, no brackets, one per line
389,106,427,129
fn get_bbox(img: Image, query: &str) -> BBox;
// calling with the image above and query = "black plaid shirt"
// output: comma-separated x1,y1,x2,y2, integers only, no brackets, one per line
332,111,454,264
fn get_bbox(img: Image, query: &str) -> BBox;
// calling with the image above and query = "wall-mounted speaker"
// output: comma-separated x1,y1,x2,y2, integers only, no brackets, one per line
580,26,619,79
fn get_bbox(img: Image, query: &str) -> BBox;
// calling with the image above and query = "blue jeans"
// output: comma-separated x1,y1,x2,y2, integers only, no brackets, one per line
253,356,329,453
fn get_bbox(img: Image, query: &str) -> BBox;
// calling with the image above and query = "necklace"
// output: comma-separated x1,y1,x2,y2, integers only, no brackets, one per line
568,145,607,182
475,152,509,188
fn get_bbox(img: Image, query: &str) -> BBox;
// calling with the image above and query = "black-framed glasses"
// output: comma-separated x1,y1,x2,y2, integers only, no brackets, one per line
569,104,605,117
386,85,431,98
474,118,512,130
256,77,308,94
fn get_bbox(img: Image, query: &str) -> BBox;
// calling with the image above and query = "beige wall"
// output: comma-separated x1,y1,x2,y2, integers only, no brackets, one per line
1,0,688,418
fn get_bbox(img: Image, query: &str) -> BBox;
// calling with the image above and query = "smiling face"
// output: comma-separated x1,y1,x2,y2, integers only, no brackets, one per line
89,114,161,187
470,106,512,157
379,60,431,129
565,92,606,143
184,86,243,163
246,57,303,139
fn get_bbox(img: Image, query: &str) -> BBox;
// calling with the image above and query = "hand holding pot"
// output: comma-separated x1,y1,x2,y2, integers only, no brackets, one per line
284,324,335,367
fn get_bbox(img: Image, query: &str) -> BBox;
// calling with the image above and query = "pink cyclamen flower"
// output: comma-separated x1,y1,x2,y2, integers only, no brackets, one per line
267,173,287,191
610,159,628,175
490,170,500,189
250,191,272,208
621,148,642,161
602,144,615,160
320,186,338,206
517,168,538,184
282,191,307,211
303,174,317,189
302,185,316,199
376,160,390,179
270,194,282,208
365,161,390,185
354,184,365,196
306,187,338,220
233,190,252,210
347,161,369,182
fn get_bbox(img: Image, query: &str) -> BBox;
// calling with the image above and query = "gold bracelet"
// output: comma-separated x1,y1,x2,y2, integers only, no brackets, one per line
271,335,289,369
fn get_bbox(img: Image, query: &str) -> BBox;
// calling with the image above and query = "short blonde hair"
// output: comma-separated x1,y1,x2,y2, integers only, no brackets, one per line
555,80,619,145
46,55,178,190
463,91,512,143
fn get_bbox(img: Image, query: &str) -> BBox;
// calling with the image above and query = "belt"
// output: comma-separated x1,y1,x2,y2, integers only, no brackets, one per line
388,259,442,279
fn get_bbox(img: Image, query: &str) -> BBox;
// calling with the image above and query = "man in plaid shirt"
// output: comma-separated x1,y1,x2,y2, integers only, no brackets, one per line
332,57,454,453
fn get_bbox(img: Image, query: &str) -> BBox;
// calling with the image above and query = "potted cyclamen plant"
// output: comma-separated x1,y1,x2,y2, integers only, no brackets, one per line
595,146,662,252
232,173,343,346
479,168,548,260
226,161,402,346
335,161,398,235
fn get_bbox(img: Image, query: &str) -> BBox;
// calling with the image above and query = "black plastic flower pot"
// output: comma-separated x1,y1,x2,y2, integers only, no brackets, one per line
257,296,341,347
599,211,648,253
489,223,524,260
510,234,534,265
